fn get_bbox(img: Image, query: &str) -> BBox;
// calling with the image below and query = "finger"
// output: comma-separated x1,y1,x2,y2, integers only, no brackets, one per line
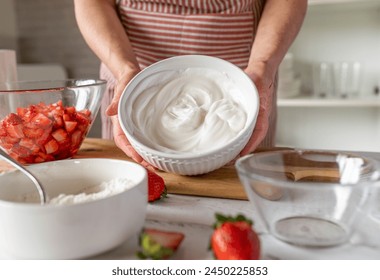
240,109,269,156
106,102,118,117
106,70,140,116
111,116,157,169
106,85,123,116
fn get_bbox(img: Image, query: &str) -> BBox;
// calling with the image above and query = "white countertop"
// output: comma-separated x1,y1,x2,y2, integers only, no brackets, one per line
92,151,380,260
92,193,380,260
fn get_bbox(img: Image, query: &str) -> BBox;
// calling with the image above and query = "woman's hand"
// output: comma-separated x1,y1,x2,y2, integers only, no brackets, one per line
241,61,276,155
105,69,156,170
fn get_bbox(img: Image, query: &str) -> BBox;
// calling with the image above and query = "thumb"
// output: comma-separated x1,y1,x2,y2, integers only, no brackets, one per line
106,82,124,117
106,100,118,116
106,69,140,116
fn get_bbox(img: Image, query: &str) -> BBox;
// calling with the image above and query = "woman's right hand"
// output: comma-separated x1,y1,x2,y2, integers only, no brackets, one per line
105,69,156,170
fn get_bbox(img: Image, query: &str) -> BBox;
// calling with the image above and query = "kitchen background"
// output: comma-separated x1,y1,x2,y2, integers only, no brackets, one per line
1,0,379,152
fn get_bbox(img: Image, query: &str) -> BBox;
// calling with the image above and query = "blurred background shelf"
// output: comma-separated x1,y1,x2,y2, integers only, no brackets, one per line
309,0,380,7
275,0,380,153
278,97,380,108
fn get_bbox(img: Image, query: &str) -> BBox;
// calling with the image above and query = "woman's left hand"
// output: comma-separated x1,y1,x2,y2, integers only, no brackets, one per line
241,62,276,155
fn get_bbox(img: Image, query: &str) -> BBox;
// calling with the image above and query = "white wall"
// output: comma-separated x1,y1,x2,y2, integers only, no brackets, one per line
0,0,18,50
0,0,102,138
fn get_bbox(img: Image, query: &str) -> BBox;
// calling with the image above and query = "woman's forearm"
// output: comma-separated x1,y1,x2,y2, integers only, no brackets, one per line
73,0,140,79
247,0,307,78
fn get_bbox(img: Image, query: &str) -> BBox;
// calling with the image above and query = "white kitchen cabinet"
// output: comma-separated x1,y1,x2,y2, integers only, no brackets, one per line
275,0,380,152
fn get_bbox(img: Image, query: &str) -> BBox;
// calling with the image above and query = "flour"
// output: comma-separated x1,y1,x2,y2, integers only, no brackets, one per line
49,177,136,206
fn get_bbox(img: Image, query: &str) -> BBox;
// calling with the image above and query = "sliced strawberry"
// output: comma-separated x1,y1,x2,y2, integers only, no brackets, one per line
4,113,23,125
52,100,63,108
0,123,6,137
52,128,68,143
0,101,92,164
62,114,72,122
65,106,76,115
80,108,91,117
3,113,24,138
75,112,91,125
11,145,31,158
18,156,36,165
19,138,40,153
34,156,46,163
76,124,89,134
0,141,14,150
34,129,52,146
64,121,77,133
53,115,64,129
7,151,20,161
6,125,24,139
147,170,167,202
44,139,59,154
31,113,53,128
23,127,44,139
71,130,83,146
137,228,185,260
16,107,28,117
36,152,54,162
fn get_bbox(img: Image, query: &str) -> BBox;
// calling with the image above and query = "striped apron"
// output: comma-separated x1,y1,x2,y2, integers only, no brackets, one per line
100,0,276,148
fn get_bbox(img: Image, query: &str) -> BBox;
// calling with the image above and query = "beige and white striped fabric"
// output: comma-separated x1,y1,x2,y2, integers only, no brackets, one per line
100,0,276,148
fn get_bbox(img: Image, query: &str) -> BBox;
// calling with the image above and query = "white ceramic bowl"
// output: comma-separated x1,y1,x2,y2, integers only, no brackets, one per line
119,55,259,175
236,149,380,247
0,158,147,259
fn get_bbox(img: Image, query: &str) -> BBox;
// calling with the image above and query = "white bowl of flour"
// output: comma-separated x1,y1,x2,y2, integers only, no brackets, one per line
119,55,259,175
0,158,147,259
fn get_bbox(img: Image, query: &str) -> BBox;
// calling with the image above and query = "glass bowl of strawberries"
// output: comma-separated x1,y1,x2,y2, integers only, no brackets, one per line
0,79,106,164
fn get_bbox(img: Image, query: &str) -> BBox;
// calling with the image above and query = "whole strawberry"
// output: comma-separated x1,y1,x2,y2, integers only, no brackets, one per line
211,213,260,260
147,170,167,202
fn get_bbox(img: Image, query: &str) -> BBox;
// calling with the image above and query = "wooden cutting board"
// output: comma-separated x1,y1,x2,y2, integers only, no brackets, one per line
75,138,249,200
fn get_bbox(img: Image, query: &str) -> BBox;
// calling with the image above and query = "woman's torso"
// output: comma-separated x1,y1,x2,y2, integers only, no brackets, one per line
116,0,266,69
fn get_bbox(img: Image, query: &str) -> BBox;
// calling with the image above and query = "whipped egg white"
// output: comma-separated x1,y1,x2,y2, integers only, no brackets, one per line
131,68,248,154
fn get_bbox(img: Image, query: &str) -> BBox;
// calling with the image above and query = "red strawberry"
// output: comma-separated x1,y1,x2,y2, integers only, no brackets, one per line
5,124,24,139
75,112,91,125
63,114,71,122
210,213,260,260
11,145,30,158
19,138,40,153
53,115,64,129
23,127,44,139
0,123,6,137
64,121,77,133
65,106,76,115
44,139,59,154
3,113,24,138
137,228,185,260
31,113,53,128
0,101,92,164
52,128,68,143
147,170,167,202
71,130,83,146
